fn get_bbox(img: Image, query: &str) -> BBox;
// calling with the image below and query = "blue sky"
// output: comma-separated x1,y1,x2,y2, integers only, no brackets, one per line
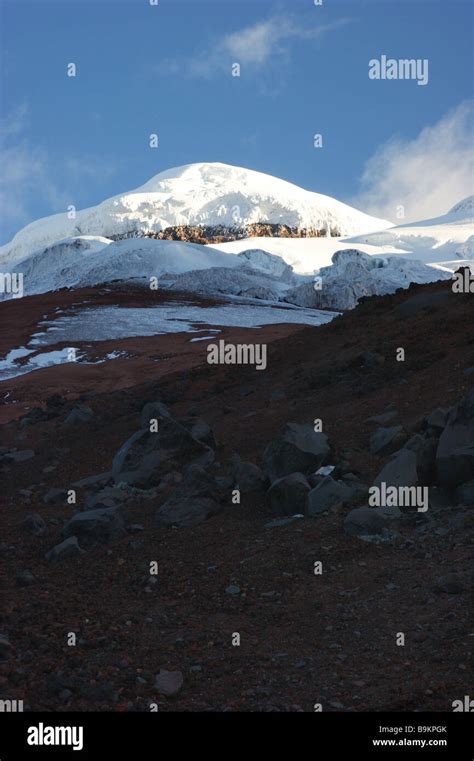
0,0,473,243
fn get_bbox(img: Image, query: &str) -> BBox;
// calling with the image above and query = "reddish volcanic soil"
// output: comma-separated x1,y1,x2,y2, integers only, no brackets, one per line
0,280,473,712
0,286,306,424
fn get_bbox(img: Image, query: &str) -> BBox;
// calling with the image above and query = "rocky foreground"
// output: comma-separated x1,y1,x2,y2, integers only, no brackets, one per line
0,280,473,712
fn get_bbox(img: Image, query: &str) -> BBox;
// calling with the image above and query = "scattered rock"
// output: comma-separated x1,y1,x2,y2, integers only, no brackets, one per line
404,434,438,483
72,471,112,488
225,585,241,595
155,670,184,696
373,448,418,488
113,416,213,487
233,461,266,493
62,507,126,545
20,513,46,536
64,405,93,425
307,477,353,516
0,634,12,659
436,391,474,487
434,574,465,594
43,488,69,505
45,536,84,563
140,401,171,428
344,506,391,537
84,487,129,510
456,479,474,505
267,473,310,516
263,423,329,482
270,389,287,402
425,408,448,431
369,426,406,456
0,449,35,463
16,570,36,586
359,351,385,369
190,420,216,448
264,515,304,529
366,410,398,425
156,494,219,528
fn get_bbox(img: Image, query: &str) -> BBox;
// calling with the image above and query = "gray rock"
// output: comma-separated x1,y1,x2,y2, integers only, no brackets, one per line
436,391,474,487
416,437,438,483
20,513,46,536
263,423,329,482
359,351,385,368
225,584,241,595
233,461,266,493
264,515,304,529
0,634,12,658
344,507,391,537
43,488,68,505
307,477,352,516
113,416,213,487
270,389,287,402
369,426,406,456
178,465,220,498
267,473,310,516
155,670,184,696
0,449,35,463
45,536,84,563
366,410,398,425
190,420,216,448
405,433,425,453
433,574,464,594
456,479,474,505
112,430,156,486
156,496,219,528
404,434,438,482
84,487,129,510
16,570,35,586
426,408,448,431
64,405,93,425
72,471,112,488
139,401,170,429
62,507,126,545
373,448,418,488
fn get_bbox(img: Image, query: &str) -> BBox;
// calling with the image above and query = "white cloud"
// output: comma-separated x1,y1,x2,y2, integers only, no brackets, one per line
161,14,350,79
0,105,118,243
0,104,66,239
352,102,474,223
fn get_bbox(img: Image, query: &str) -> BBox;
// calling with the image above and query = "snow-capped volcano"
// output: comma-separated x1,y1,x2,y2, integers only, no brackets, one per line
0,162,393,265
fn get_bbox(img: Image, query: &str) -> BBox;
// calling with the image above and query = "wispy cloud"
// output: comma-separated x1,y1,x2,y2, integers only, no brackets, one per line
352,101,474,223
158,14,350,80
0,104,66,240
0,104,118,244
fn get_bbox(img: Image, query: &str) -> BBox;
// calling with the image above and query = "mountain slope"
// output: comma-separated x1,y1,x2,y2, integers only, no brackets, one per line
0,162,393,265
346,195,474,270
